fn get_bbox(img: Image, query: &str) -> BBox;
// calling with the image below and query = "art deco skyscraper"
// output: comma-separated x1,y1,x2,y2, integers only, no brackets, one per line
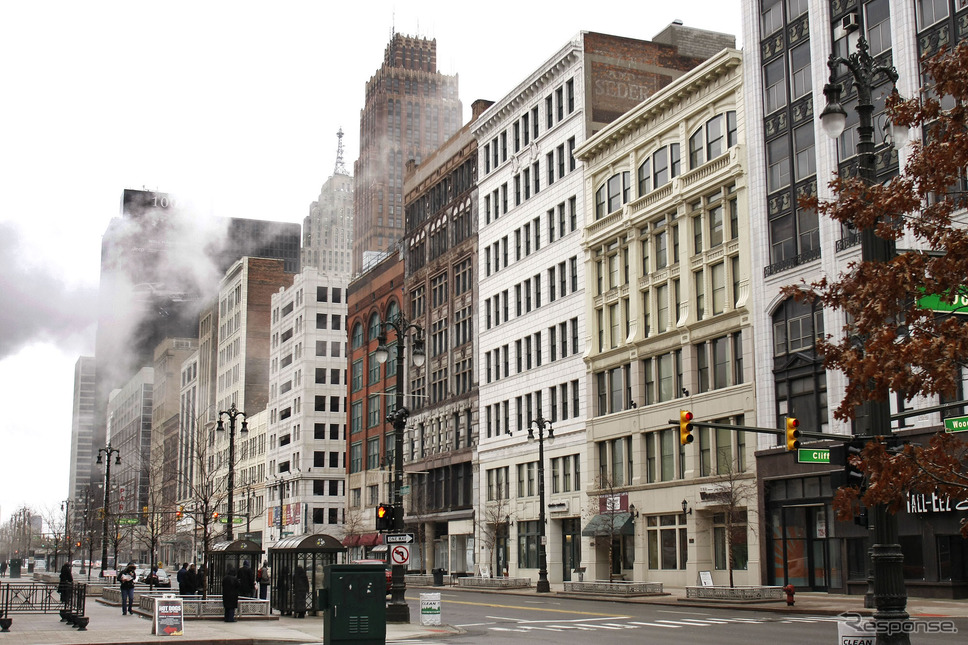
352,33,461,273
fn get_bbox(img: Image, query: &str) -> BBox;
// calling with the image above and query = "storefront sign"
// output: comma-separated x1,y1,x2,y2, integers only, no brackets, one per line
906,491,968,514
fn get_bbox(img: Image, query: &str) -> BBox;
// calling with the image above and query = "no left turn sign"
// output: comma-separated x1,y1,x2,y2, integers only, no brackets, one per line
390,544,410,566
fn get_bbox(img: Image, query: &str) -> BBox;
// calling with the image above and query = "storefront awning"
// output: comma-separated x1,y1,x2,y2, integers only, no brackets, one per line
581,512,633,537
340,533,384,547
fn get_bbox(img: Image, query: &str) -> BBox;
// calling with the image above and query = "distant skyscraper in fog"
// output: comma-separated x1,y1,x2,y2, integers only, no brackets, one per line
303,130,354,274
352,33,462,273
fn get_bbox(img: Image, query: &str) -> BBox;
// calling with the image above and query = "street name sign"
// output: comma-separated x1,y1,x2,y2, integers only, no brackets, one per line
118,518,139,525
943,414,968,433
385,533,415,544
797,448,830,464
917,289,968,314
399,485,411,495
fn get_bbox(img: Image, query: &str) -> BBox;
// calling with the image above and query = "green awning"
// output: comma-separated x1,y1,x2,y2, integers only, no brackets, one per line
581,512,633,537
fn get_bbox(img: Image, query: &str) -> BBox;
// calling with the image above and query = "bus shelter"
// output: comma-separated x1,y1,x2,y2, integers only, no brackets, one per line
207,539,265,596
267,534,345,616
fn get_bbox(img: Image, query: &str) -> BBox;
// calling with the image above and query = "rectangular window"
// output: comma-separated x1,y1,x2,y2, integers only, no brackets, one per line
711,262,726,315
918,0,949,29
794,123,816,180
790,41,812,100
866,0,892,56
764,57,786,115
767,136,791,192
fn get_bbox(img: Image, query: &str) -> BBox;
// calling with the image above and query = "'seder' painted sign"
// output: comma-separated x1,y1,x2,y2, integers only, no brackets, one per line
943,415,968,433
797,448,830,463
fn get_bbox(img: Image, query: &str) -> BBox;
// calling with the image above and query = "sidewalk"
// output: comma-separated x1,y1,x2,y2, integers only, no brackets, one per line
0,582,964,644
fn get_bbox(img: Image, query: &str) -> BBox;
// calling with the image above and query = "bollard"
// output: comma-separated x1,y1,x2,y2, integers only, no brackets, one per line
419,592,441,626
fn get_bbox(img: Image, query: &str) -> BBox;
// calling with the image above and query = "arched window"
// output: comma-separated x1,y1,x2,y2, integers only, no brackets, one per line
688,111,737,169
351,322,364,349
368,312,382,340
386,300,400,323
594,171,630,220
637,144,681,196
772,298,828,436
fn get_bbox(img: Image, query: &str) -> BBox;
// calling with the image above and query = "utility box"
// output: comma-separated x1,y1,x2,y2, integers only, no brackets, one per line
323,563,387,645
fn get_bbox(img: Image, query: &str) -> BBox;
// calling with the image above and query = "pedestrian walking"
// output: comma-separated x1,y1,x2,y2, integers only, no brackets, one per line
185,563,198,596
58,563,74,605
0,560,7,577
275,566,290,615
196,565,207,596
221,568,240,622
257,561,270,600
176,563,187,595
145,565,160,589
237,559,256,598
119,564,137,616
292,565,309,618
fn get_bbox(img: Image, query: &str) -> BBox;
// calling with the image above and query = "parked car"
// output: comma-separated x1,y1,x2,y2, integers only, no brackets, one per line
71,559,82,568
135,566,171,587
351,559,392,594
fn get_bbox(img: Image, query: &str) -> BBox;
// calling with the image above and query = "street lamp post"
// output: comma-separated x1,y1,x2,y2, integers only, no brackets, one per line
520,413,553,593
820,35,910,645
216,403,248,542
375,313,425,624
61,499,72,569
96,445,120,578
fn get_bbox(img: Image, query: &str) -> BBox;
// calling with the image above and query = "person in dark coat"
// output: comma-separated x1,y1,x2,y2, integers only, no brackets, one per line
221,568,240,622
184,563,198,596
276,566,290,615
292,565,309,618
176,563,188,595
58,563,74,605
118,563,137,616
257,561,270,600
237,559,256,598
196,565,207,596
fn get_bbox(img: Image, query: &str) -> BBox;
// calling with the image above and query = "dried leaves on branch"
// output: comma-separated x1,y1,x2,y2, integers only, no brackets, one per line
788,44,968,526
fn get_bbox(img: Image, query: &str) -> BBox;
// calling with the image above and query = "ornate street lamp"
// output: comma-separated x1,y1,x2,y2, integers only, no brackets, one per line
96,445,120,578
521,413,553,593
820,35,910,645
216,402,248,541
375,313,425,624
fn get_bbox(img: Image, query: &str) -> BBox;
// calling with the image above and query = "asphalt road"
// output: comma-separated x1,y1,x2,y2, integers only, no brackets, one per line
416,589,967,645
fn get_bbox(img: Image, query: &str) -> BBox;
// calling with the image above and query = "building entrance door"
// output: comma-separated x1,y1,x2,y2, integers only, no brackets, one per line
561,518,580,582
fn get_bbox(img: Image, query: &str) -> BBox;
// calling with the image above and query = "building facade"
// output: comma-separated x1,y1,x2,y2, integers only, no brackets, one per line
303,131,354,274
345,251,405,557
474,27,735,585
577,48,757,586
68,356,96,502
743,0,968,596
352,34,462,274
265,268,350,545
399,99,493,573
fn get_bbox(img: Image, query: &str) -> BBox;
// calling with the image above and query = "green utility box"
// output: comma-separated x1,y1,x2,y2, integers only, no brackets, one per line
322,563,387,645
8,559,22,579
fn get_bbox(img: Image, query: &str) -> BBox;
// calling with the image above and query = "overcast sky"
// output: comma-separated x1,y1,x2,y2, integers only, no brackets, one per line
0,1,742,526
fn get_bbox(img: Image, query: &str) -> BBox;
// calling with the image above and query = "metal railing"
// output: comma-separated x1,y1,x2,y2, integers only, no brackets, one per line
0,581,88,631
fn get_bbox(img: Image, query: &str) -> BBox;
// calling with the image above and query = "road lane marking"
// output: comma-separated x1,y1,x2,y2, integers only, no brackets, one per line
628,621,682,628
656,619,713,627
445,598,624,616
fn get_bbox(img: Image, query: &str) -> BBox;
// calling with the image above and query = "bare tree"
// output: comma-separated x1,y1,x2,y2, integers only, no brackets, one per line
475,495,512,577
132,446,168,570
708,453,757,588
585,473,629,583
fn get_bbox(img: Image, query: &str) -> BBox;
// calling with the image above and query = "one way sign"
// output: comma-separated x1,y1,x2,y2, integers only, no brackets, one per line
385,533,415,544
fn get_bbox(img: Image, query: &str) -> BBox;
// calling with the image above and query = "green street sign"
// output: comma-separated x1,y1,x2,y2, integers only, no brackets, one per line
944,415,968,433
797,448,830,463
917,289,968,314
117,518,139,525
399,485,411,495
218,517,245,524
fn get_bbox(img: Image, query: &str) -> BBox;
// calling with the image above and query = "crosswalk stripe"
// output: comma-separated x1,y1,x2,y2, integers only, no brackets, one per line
656,619,712,627
601,622,638,628
576,623,623,629
678,618,731,624
628,621,681,628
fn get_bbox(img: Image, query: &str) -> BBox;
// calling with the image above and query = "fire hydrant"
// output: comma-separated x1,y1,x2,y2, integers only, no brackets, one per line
782,584,795,606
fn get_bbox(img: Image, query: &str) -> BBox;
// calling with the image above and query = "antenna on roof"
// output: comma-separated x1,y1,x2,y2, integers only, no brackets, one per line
334,128,348,176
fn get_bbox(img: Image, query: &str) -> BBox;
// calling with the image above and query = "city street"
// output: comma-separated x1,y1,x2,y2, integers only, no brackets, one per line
427,590,967,645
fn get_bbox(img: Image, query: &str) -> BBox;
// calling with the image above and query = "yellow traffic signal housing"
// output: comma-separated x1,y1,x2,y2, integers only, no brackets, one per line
679,410,694,446
376,502,393,531
785,417,801,451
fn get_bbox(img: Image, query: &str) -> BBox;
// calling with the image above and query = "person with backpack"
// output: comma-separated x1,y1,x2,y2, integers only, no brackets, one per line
257,561,270,600
119,564,137,615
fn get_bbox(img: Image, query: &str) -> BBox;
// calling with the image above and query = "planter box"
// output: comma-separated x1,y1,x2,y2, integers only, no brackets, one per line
457,576,531,589
563,580,664,596
685,585,784,602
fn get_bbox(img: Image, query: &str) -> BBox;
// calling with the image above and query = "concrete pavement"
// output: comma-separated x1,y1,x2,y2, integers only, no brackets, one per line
0,581,964,644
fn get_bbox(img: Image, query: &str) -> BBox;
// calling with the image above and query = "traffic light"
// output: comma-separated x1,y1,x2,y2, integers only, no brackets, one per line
212,511,219,521
679,410,694,446
376,503,393,531
785,416,800,451
830,440,865,490
176,505,184,520
76,541,82,548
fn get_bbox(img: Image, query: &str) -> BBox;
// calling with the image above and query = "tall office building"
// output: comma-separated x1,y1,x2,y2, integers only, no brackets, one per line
88,189,301,494
743,0,968,595
352,33,462,274
303,130,354,274
68,356,96,501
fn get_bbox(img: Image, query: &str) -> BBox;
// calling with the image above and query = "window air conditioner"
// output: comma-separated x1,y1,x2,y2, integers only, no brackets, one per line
842,12,860,33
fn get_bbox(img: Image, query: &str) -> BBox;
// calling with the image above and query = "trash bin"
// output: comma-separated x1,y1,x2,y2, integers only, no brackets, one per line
27,560,35,573
432,568,445,586
9,559,22,579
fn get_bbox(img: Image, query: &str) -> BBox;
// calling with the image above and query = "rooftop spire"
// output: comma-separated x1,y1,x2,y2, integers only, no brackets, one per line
334,128,348,176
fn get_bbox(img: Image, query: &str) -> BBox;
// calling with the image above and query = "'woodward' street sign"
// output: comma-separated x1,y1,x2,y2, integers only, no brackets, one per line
944,415,968,433
797,448,830,464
